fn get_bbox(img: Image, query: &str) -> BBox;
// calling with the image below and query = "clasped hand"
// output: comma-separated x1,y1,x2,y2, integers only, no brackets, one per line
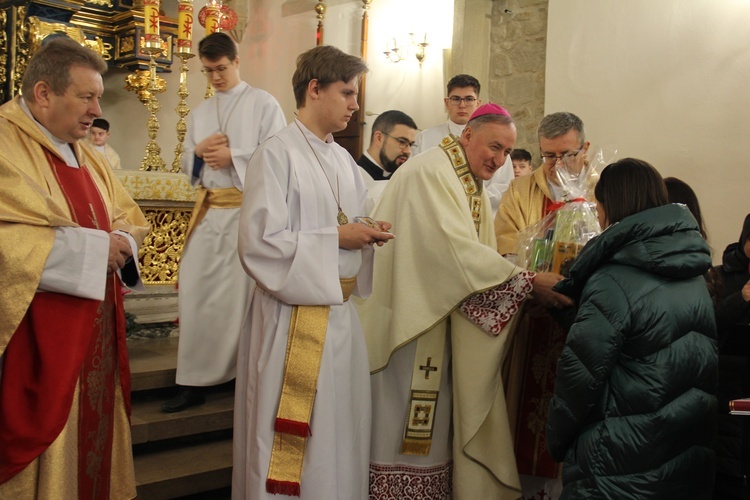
338,221,395,250
197,133,232,170
108,233,133,273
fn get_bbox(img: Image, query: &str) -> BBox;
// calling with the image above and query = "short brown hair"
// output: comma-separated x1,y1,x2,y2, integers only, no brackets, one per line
198,32,237,62
292,45,368,109
21,36,107,103
447,74,480,95
594,158,668,227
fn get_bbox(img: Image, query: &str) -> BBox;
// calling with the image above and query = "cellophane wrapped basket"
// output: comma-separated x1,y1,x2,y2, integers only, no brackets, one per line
516,147,615,277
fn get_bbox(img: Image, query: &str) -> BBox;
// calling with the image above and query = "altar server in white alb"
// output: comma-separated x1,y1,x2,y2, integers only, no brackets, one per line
234,45,394,499
162,32,286,413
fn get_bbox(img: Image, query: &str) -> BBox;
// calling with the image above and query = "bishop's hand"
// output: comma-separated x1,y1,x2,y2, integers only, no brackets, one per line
531,272,574,309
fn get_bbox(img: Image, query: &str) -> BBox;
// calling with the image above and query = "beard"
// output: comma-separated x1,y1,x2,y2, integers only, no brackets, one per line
379,150,409,174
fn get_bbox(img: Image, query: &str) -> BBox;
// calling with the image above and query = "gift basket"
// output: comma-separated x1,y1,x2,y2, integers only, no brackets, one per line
516,147,615,277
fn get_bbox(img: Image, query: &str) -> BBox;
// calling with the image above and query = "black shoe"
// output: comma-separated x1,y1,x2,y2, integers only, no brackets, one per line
161,386,206,413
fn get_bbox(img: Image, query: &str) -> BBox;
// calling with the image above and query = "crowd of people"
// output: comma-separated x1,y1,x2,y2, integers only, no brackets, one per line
0,33,747,500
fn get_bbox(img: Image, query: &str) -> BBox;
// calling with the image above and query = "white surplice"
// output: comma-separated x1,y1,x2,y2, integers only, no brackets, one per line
233,119,374,500
176,82,285,386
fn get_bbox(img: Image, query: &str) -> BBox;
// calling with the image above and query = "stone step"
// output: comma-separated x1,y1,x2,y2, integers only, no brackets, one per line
134,436,233,500
128,337,178,391
131,390,235,445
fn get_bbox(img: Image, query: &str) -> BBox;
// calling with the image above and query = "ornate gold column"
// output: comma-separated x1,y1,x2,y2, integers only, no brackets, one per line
315,2,325,46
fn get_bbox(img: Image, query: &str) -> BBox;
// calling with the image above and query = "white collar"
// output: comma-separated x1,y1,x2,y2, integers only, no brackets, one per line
20,97,79,167
363,150,390,178
447,120,466,137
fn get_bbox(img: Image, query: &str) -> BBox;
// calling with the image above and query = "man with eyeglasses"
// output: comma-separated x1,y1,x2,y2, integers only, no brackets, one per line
495,111,593,254
412,74,514,216
493,111,595,499
162,32,286,413
357,109,418,213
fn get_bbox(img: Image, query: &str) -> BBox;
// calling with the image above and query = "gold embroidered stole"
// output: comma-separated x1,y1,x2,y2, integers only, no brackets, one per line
400,137,485,456
266,277,357,496
439,135,483,235
184,187,243,244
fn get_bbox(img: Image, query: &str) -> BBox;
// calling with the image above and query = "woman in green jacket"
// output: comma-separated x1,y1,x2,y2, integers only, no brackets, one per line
547,158,718,499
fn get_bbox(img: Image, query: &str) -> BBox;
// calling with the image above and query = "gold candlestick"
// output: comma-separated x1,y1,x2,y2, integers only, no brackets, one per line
140,39,167,171
172,51,195,173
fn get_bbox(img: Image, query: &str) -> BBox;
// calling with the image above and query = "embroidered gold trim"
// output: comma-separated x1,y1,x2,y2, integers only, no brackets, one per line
439,135,483,235
266,278,357,493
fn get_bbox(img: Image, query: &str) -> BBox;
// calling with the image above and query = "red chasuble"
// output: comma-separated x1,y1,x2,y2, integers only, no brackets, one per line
0,151,131,498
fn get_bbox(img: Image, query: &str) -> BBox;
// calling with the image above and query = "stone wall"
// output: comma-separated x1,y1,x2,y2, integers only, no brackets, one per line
488,0,548,158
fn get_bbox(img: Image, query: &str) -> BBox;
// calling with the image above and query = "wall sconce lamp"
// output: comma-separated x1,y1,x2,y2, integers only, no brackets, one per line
383,33,429,68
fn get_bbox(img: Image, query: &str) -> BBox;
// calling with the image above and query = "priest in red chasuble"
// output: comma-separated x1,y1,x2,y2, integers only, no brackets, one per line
0,37,149,499
358,104,572,499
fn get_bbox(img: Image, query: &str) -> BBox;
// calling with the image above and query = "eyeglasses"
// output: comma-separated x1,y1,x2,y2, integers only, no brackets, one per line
447,96,478,106
540,147,583,166
201,65,230,76
382,132,415,150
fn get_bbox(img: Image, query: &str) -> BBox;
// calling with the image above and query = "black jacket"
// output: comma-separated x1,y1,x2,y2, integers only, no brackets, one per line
548,204,718,499
713,213,750,499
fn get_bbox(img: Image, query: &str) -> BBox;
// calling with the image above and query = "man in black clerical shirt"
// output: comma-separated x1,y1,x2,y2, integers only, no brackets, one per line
357,110,418,181
357,110,417,213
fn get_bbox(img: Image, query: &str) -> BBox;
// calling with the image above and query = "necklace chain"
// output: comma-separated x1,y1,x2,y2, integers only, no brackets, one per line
294,120,348,225
216,85,250,134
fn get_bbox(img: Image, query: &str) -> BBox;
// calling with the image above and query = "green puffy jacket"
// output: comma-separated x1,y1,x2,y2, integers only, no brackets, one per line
548,203,718,499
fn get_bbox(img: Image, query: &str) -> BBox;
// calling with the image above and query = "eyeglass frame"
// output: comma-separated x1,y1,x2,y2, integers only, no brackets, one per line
201,64,231,76
540,146,584,166
381,132,416,150
446,95,478,106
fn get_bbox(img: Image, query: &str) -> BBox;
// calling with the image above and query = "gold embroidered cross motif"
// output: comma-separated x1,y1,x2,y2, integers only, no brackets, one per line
419,357,438,380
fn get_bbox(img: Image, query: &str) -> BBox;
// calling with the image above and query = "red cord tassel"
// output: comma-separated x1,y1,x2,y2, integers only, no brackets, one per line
266,478,301,496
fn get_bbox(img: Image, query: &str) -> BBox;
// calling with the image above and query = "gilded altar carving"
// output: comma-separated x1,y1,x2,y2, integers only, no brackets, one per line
84,0,114,7
12,5,29,98
139,206,191,285
118,34,135,56
27,17,109,60
115,171,196,286
0,9,7,103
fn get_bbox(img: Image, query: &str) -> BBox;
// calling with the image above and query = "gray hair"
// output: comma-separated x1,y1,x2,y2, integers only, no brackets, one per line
537,111,586,144
466,112,514,131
